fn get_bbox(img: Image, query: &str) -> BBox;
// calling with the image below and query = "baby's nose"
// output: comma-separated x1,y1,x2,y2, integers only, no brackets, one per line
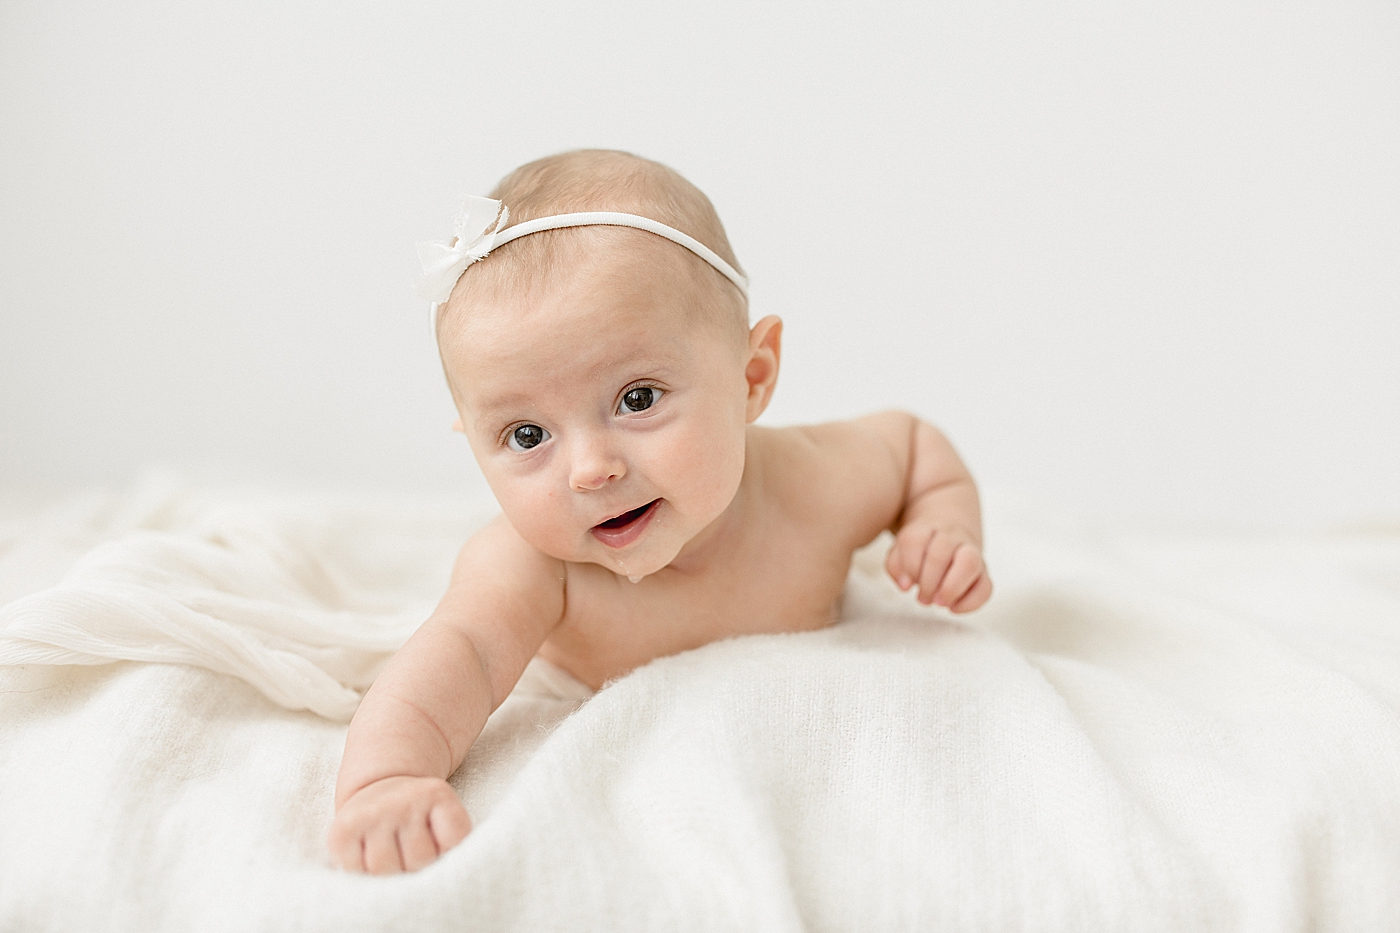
569,438,626,492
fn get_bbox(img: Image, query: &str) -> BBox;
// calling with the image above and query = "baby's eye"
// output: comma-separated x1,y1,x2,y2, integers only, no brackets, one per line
507,424,549,452
619,386,663,414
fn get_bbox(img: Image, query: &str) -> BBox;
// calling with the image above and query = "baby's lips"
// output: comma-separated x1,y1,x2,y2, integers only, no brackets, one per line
595,504,642,529
589,498,661,549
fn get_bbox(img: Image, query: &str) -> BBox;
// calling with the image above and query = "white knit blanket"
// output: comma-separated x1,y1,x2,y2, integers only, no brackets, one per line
2,477,1398,931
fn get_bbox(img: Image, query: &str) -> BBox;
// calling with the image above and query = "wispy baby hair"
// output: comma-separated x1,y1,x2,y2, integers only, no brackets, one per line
438,149,747,336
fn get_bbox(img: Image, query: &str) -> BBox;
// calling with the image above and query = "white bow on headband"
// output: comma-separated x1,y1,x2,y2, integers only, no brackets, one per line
416,195,749,333
414,196,510,303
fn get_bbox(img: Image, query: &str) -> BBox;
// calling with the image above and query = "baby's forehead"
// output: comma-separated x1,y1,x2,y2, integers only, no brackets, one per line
492,225,691,285
437,228,746,398
450,244,697,330
444,303,698,420
446,229,701,323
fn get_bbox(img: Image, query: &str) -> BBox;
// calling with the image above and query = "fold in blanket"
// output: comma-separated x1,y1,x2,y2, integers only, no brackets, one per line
0,530,417,719
0,481,493,719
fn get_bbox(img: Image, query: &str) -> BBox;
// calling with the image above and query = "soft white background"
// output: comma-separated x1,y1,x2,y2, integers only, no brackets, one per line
2,0,1396,528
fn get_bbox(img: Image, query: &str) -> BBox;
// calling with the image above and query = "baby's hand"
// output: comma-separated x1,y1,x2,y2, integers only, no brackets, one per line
328,775,471,874
885,522,992,612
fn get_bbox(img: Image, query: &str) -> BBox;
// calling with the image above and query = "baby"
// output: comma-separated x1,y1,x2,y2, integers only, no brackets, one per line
328,149,992,873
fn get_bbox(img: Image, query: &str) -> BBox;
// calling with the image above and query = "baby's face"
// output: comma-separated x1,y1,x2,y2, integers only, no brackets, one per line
439,238,756,580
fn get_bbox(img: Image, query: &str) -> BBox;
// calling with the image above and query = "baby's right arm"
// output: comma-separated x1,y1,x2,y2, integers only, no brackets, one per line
327,516,564,874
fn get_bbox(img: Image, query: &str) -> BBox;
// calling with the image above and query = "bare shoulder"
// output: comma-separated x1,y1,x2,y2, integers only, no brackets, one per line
453,514,567,597
433,515,566,691
751,410,917,549
756,411,914,492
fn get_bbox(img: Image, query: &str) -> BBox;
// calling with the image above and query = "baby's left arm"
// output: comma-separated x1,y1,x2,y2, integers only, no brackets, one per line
823,411,991,612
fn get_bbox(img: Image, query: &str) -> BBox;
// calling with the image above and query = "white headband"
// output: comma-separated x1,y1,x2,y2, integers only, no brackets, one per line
416,196,748,330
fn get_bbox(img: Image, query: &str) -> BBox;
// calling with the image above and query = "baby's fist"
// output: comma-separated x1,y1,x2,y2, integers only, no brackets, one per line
328,775,471,874
885,523,992,612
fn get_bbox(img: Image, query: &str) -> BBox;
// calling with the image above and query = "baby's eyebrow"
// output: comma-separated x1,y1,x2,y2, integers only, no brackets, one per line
587,356,679,381
470,397,528,426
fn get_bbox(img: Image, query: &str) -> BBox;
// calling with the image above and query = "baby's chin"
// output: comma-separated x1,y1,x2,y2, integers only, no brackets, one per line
593,543,679,581
518,502,712,580
513,527,680,578
589,525,685,579
588,513,693,580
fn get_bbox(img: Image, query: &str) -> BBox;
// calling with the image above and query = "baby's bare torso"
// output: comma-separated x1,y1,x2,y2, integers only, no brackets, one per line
537,429,877,689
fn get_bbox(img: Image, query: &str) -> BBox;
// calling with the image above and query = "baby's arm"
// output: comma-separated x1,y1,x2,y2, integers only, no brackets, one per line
876,414,991,611
327,516,564,874
804,411,990,612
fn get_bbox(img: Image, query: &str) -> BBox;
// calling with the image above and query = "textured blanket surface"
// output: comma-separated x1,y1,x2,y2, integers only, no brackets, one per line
1,477,1398,932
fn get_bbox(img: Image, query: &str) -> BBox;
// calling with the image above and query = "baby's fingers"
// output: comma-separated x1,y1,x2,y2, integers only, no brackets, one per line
886,527,931,590
363,826,404,875
951,573,993,613
429,800,472,854
398,816,441,873
328,824,366,873
933,545,983,609
915,535,959,605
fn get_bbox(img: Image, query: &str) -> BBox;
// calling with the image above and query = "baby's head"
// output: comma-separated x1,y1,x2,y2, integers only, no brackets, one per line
432,150,782,579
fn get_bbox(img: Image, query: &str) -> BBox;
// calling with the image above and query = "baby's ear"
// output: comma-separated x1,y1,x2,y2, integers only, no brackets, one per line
743,315,782,423
451,417,465,433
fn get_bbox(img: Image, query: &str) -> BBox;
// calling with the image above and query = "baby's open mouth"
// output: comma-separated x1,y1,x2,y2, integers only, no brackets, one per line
595,499,660,531
590,499,661,549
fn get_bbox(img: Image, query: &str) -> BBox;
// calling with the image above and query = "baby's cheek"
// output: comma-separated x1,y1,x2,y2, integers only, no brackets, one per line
496,483,577,557
668,424,745,517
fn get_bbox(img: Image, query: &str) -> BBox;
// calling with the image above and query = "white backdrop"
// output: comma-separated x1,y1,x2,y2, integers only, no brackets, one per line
2,0,1397,528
